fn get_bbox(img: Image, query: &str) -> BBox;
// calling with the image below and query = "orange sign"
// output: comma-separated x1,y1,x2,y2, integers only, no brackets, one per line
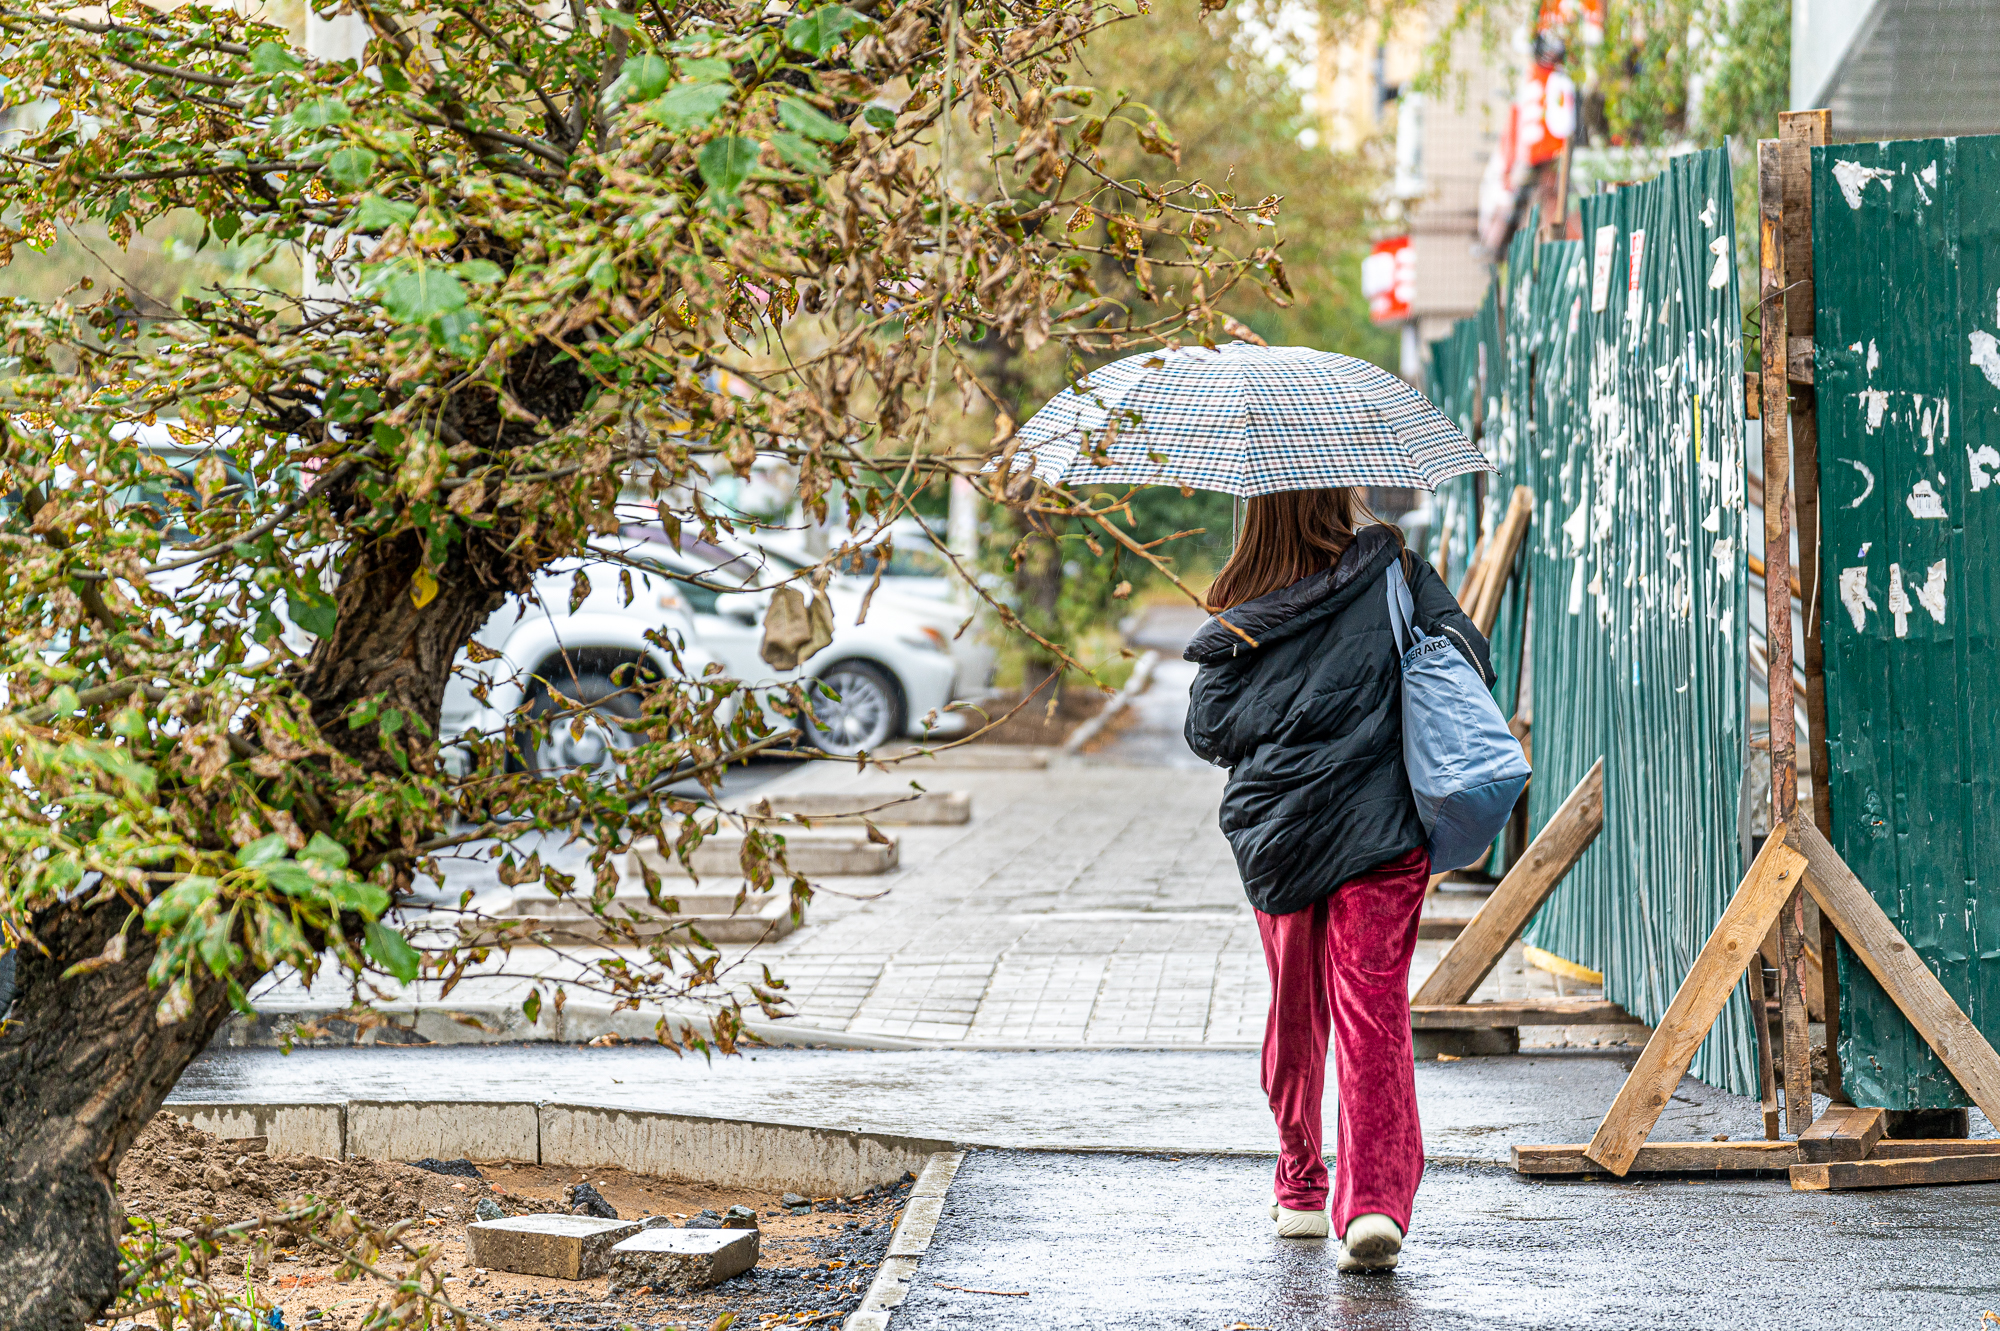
1362,235,1414,323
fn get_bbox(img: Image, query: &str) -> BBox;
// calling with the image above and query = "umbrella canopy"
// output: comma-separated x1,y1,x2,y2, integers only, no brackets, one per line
994,341,1492,497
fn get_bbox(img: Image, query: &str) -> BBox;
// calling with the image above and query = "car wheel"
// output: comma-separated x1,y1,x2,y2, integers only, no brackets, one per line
520,670,646,779
804,659,904,755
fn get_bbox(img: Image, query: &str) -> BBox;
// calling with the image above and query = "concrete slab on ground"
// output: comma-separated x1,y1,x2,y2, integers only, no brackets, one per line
891,1149,2000,1330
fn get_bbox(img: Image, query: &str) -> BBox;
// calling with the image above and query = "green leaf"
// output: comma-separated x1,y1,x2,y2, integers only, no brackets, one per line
454,258,505,284
698,136,759,196
784,6,866,57
433,306,483,357
111,707,149,741
145,877,218,929
609,53,671,104
769,131,828,174
641,83,733,132
251,41,304,74
46,684,80,715
301,832,350,869
293,97,352,129
523,988,543,1023
289,581,337,637
324,146,378,189
862,104,896,131
587,255,619,290
324,876,391,918
595,5,639,30
777,97,847,143
350,195,418,230
675,58,733,82
374,262,469,324
262,862,320,897
364,920,421,983
211,212,240,242
236,834,289,868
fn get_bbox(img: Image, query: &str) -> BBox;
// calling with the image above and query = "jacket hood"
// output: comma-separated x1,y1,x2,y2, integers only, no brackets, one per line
1184,524,1402,665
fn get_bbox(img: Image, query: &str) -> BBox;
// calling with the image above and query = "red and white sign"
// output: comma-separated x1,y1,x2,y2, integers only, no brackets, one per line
1362,235,1414,324
1516,63,1577,171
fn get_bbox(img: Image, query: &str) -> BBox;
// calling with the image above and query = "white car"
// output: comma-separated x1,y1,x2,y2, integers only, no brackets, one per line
438,540,722,777
621,527,962,755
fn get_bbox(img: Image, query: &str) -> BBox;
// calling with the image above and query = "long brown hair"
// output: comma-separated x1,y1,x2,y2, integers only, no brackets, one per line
1205,487,1393,611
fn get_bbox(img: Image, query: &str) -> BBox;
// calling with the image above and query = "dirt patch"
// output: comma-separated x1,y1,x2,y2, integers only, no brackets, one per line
114,1113,912,1329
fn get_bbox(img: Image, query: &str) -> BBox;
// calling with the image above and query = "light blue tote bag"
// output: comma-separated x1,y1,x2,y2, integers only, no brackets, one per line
1386,562,1531,872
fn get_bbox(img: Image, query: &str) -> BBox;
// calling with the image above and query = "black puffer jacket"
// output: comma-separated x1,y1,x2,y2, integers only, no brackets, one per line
1183,526,1493,916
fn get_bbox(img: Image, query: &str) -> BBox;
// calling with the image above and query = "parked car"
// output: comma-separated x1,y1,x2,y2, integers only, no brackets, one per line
617,526,963,755
744,520,996,696
437,539,722,778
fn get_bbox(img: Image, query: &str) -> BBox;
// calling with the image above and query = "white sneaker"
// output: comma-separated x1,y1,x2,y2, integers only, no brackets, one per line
1336,1212,1402,1271
1269,1193,1329,1238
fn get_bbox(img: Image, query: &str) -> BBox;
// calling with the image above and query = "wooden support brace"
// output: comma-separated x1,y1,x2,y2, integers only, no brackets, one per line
1861,1139,2000,1161
1778,106,1842,1102
1583,832,1809,1175
1747,945,1782,1140
1785,821,2000,1129
1470,484,1534,637
1413,758,1605,1007
1411,999,1630,1028
1791,1152,2000,1192
1796,1105,1885,1163
1514,1141,1799,1176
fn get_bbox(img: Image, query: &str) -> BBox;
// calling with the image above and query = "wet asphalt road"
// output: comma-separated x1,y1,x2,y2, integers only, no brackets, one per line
895,1150,2000,1331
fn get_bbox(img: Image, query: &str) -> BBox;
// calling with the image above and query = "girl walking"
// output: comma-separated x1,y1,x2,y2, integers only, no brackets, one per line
1183,487,1493,1272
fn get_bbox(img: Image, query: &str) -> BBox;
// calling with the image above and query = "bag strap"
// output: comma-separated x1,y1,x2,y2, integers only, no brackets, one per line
1385,561,1421,654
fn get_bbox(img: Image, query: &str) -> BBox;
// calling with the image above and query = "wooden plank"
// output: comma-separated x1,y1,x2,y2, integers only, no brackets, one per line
1759,138,1797,824
1797,1105,1886,1163
1864,1139,2000,1160
1758,135,1814,1136
1786,335,1815,384
1410,1000,1631,1029
1470,484,1534,636
1514,1141,1798,1176
1786,821,2000,1130
1779,892,1813,1135
1791,1152,2000,1192
1413,759,1606,1006
1583,832,1809,1175
1780,108,1841,1102
1747,942,1782,1140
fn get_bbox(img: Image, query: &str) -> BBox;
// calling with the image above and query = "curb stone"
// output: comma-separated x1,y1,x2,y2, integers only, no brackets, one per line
844,1150,964,1331
1060,649,1160,755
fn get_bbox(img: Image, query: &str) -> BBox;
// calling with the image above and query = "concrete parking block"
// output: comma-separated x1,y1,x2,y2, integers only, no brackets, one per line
466,1215,640,1279
626,829,897,878
606,1227,759,1291
748,790,972,825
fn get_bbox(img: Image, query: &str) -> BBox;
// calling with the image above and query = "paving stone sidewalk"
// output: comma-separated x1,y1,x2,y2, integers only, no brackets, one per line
240,613,1632,1052
720,654,1627,1050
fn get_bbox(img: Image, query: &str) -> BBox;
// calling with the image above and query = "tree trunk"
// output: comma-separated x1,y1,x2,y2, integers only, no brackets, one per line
0,339,590,1330
299,338,589,774
298,522,524,774
0,903,237,1330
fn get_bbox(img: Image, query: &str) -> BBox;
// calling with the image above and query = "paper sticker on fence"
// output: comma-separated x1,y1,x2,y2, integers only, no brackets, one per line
1839,567,1876,632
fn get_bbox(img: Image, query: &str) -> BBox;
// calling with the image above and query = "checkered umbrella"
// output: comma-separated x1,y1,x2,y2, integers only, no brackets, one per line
992,341,1492,497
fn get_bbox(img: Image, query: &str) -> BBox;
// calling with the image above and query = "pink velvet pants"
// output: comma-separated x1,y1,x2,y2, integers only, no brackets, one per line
1256,846,1429,1237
